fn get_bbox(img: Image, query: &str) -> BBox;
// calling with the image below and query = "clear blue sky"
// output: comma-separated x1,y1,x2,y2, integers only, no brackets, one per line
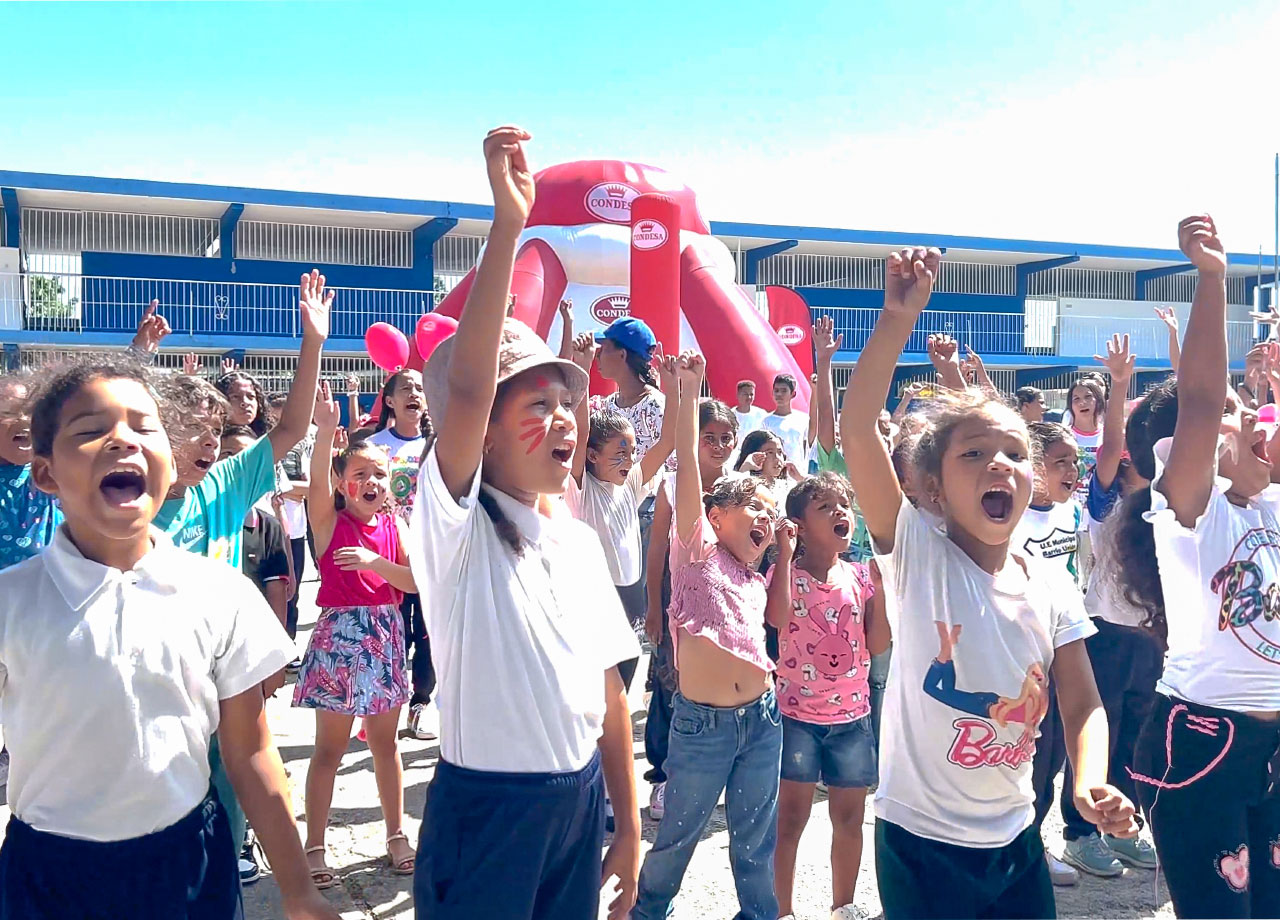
4,0,1279,249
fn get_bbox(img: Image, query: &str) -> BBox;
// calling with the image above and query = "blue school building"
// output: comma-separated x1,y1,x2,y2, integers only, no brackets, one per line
0,170,1270,403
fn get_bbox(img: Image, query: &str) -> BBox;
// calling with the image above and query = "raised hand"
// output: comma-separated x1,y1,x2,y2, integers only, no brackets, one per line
884,247,942,316
314,381,341,432
676,351,706,388
813,315,842,364
131,299,171,354
654,345,678,393
775,518,798,560
558,298,573,320
961,345,988,380
345,373,360,395
182,352,201,376
333,426,349,452
569,332,597,370
927,334,960,370
1094,333,1135,382
484,126,536,230
299,269,334,342
1153,304,1179,332
1177,215,1227,276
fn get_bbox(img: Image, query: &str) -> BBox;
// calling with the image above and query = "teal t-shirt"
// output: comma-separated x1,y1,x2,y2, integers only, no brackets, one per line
154,436,277,567
812,442,874,564
0,463,63,571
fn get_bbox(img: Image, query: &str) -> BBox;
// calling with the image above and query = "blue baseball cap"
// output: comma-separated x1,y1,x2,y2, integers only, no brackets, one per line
596,317,657,357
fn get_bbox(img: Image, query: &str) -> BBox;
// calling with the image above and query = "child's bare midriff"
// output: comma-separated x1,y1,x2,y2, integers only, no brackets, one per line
677,632,771,708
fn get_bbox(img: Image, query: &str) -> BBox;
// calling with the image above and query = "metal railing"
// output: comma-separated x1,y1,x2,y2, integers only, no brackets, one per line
236,220,413,268
0,271,436,340
755,253,1016,295
22,207,219,258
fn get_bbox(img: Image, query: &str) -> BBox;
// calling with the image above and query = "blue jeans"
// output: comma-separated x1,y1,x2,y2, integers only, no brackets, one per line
869,645,892,743
632,690,782,920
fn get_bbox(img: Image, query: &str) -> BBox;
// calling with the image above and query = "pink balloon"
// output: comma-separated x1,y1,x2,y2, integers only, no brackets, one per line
415,313,459,361
1260,404,1277,425
365,322,409,372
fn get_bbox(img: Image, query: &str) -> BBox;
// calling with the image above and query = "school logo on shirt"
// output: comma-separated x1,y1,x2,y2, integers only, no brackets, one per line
1209,527,1280,663
1019,527,1077,560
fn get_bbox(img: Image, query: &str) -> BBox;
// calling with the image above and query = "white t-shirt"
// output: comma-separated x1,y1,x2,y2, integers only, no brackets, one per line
409,449,641,773
874,500,1094,848
761,410,810,468
0,528,293,841
1147,437,1280,711
1012,500,1083,581
564,466,659,587
733,406,768,445
365,427,427,519
1071,427,1103,509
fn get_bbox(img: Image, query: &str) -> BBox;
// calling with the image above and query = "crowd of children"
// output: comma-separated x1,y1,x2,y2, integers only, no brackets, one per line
0,125,1275,920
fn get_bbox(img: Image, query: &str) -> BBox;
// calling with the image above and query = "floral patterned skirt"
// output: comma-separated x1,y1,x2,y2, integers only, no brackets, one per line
292,604,410,716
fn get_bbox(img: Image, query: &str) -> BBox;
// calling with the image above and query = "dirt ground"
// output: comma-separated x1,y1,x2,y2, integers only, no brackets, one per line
0,581,1176,919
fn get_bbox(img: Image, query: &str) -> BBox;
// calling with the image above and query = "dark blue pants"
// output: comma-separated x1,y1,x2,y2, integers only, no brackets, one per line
400,592,435,708
414,752,605,920
286,535,306,638
0,790,242,920
643,678,675,783
1134,694,1280,918
876,819,1055,919
1060,618,1161,839
1032,682,1067,830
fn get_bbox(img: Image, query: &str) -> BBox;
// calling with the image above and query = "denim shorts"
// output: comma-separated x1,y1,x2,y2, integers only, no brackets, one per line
780,714,877,788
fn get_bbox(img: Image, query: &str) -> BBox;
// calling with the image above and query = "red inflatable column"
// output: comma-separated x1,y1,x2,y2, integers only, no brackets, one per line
629,195,681,355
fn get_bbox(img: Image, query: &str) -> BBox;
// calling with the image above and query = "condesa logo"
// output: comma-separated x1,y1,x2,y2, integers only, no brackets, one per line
584,182,640,223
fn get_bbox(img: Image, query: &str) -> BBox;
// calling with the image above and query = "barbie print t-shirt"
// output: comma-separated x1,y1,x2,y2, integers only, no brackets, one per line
873,500,1093,847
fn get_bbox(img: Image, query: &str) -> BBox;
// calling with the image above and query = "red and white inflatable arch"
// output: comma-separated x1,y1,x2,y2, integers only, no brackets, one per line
436,160,810,411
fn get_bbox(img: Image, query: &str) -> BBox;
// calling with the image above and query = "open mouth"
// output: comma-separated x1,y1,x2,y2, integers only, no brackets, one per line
193,457,214,472
99,468,147,506
361,488,380,503
833,520,850,539
404,400,423,413
748,526,768,548
551,444,574,464
1252,431,1271,463
980,488,1014,523
10,429,30,447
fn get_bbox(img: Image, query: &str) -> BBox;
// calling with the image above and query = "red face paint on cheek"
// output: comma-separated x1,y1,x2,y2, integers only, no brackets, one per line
345,481,361,499
518,416,548,455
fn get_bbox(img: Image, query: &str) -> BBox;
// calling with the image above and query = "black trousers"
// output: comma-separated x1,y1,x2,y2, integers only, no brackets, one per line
1031,681,1067,829
414,752,605,920
1060,618,1161,839
876,818,1055,919
0,790,241,920
401,592,435,708
285,535,307,639
1134,693,1280,918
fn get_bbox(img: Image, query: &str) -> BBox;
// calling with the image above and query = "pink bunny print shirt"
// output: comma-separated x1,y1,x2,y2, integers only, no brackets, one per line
770,559,875,724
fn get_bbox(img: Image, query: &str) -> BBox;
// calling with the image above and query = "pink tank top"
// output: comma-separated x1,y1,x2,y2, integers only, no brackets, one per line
316,511,403,609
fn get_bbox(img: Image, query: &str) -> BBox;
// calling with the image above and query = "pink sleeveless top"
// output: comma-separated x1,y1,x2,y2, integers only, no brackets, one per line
316,511,403,609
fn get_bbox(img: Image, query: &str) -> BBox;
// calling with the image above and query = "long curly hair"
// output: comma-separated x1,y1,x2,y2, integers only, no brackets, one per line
1112,378,1179,645
215,370,270,437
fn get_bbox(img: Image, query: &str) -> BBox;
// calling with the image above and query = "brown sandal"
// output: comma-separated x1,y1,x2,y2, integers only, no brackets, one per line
305,845,337,890
386,832,416,875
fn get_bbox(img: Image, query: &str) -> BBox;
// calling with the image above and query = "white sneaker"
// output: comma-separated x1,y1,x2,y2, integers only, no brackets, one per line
408,704,437,741
649,782,666,820
832,905,861,919
1046,851,1079,887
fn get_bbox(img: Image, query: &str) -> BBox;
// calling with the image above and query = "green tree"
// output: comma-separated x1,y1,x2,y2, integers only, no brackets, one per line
26,274,77,319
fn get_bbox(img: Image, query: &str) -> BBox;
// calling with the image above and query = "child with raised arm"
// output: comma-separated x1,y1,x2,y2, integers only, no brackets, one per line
641,397,738,819
565,334,676,691
766,472,889,920
293,381,417,886
632,353,782,920
407,127,640,920
0,357,337,920
365,368,436,740
840,246,1136,919
1113,216,1280,918
1055,334,1160,878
